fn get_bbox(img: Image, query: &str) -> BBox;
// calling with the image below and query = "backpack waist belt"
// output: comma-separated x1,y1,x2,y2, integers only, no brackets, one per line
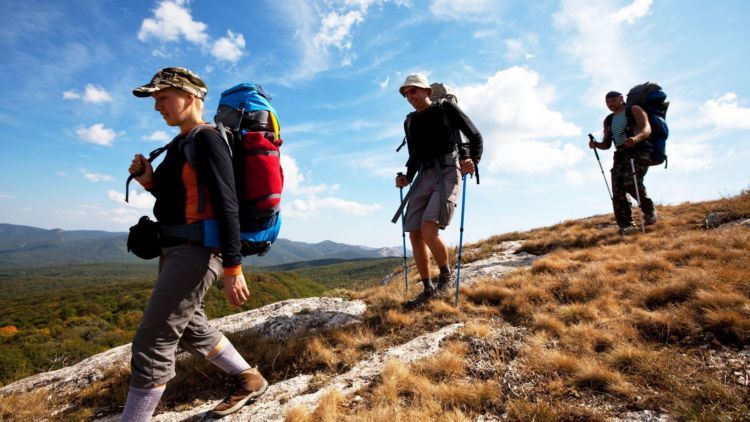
161,222,204,243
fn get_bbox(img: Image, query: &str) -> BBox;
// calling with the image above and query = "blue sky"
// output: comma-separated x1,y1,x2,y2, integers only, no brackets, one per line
1,0,748,248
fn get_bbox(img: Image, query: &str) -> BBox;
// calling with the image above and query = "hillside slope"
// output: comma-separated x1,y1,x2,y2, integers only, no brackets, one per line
1,191,748,420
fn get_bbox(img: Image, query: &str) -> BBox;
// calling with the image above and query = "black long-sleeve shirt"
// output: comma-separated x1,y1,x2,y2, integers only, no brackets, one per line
404,100,483,181
147,127,242,268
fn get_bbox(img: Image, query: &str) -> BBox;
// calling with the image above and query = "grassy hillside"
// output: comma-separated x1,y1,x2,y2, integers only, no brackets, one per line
2,191,748,420
0,258,399,387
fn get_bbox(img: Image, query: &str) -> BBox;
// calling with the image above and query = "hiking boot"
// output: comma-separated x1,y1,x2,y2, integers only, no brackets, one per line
212,368,268,416
619,224,639,235
435,271,454,296
403,280,436,310
644,212,658,226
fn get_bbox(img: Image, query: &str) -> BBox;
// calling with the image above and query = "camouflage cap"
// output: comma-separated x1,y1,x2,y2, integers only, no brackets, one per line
132,67,207,100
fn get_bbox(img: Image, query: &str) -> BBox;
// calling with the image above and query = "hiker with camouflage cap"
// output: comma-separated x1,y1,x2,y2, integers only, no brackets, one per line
122,67,267,421
589,90,657,234
395,73,483,309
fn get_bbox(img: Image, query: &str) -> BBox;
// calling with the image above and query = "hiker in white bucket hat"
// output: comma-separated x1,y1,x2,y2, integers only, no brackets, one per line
393,73,484,309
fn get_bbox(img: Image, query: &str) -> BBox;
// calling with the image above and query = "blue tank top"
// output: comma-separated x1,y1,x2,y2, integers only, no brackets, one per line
611,111,628,147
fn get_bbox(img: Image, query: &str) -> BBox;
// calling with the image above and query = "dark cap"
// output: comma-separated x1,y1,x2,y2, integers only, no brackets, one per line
605,91,623,99
133,67,207,100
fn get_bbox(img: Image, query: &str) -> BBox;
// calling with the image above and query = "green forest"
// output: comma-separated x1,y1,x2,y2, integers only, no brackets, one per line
0,258,399,386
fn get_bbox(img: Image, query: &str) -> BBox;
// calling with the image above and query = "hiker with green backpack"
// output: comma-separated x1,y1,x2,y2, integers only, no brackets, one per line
122,67,270,420
392,73,483,309
589,87,667,234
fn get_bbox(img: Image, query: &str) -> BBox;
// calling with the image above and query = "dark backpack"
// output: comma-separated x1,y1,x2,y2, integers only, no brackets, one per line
125,83,284,257
625,82,670,167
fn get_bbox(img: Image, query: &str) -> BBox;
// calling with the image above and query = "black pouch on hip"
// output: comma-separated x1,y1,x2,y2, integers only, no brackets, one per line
127,216,161,260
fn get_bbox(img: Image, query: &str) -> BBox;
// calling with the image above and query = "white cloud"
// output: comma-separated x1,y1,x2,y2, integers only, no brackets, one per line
278,0,377,82
76,123,119,147
664,135,713,172
284,197,381,218
63,90,80,100
473,29,499,39
700,93,750,131
457,66,582,173
211,30,245,63
280,153,378,218
554,0,650,106
0,193,14,199
62,84,112,103
430,0,500,20
565,170,585,186
108,208,143,225
138,0,247,62
108,189,155,210
504,34,538,62
142,130,171,142
378,76,390,89
138,0,209,45
82,170,114,182
281,154,337,195
614,0,653,24
82,84,113,103
315,10,363,51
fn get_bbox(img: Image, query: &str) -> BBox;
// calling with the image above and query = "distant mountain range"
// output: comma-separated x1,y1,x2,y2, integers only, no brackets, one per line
0,223,407,268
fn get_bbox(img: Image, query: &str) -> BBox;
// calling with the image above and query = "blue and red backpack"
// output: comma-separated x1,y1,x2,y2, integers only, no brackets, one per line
183,83,284,256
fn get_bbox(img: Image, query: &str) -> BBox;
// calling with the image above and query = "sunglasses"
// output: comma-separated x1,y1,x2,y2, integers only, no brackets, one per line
402,87,420,97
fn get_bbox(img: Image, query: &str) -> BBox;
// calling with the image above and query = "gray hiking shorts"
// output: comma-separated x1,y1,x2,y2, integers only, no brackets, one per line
404,163,461,232
130,244,224,389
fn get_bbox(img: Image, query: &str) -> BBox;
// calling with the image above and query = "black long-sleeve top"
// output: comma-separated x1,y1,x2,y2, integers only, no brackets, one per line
404,100,483,181
146,128,242,269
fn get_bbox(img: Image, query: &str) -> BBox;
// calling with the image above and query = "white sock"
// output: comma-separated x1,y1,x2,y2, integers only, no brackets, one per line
121,386,165,422
207,342,251,375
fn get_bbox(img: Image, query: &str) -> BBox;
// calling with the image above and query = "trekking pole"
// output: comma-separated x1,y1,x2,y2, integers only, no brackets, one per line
588,134,612,200
455,173,468,307
629,158,646,234
397,172,409,294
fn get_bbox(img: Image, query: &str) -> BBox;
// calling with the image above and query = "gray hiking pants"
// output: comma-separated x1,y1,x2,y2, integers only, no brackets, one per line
130,244,224,389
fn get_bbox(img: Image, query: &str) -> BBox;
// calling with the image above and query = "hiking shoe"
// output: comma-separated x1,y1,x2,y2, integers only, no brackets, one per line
644,212,658,225
403,288,435,310
435,272,454,296
619,224,639,235
212,368,268,416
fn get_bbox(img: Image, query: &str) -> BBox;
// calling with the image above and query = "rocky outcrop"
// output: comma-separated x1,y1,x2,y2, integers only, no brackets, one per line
0,297,366,400
458,240,539,287
148,323,465,421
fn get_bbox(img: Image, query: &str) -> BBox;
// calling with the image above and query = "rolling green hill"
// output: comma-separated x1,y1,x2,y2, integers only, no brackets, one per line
0,257,400,386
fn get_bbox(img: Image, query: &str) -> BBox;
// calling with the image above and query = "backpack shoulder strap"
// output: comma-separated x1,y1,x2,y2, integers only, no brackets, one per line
181,123,227,213
125,137,178,203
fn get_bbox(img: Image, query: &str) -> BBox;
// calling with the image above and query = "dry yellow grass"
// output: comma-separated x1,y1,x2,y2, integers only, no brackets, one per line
461,321,492,338
0,388,54,421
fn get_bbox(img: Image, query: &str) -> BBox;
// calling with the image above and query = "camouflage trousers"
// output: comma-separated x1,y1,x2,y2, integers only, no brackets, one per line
611,150,655,228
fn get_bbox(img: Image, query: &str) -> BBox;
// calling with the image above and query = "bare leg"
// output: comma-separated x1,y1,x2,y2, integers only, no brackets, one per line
409,229,431,280
420,221,449,269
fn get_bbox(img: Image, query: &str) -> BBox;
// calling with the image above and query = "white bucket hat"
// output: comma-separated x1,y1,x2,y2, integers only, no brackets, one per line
399,73,432,96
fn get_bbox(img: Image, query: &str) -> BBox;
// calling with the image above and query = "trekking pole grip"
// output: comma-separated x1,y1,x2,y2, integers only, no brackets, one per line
588,133,601,160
